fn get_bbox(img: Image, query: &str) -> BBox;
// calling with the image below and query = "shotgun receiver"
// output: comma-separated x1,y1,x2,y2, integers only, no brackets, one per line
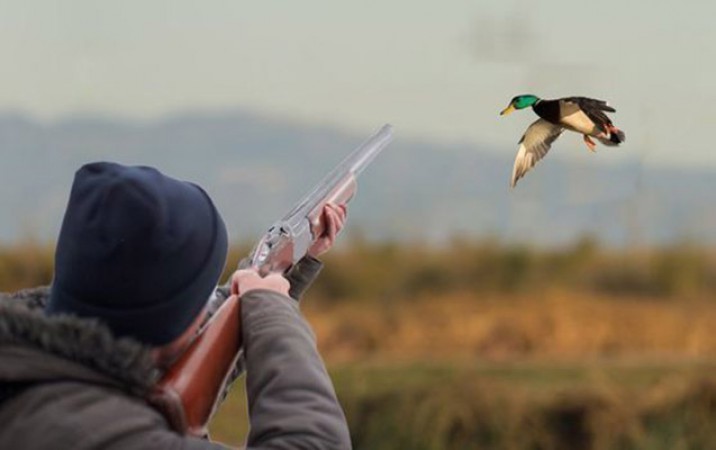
150,124,394,438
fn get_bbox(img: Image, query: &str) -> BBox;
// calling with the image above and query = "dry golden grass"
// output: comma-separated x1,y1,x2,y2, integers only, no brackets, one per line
0,241,53,292
303,290,716,363
2,240,714,364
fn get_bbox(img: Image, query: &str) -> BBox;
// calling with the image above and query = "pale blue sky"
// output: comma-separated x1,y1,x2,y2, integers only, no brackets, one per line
1,1,715,167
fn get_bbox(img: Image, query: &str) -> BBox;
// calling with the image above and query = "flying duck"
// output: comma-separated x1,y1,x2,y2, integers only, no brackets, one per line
500,95,625,187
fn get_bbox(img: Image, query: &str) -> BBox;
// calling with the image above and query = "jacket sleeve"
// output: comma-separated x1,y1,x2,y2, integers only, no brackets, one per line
212,256,322,307
285,256,323,301
241,290,351,450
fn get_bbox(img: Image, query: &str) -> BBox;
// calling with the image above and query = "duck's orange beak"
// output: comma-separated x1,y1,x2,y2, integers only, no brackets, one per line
500,104,516,116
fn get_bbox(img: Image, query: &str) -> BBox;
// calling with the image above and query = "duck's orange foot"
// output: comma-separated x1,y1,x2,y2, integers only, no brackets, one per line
583,135,597,153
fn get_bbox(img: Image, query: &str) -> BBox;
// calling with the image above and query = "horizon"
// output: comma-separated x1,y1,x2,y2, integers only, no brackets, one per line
0,106,711,173
0,112,714,247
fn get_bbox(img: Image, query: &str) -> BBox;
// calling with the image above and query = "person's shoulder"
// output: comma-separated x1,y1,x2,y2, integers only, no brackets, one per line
0,381,230,449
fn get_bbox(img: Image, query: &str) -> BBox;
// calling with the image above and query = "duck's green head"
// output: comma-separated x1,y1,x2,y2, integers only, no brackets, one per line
500,95,540,116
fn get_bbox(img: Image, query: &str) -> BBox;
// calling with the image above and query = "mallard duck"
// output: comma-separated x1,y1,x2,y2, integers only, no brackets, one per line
500,95,625,187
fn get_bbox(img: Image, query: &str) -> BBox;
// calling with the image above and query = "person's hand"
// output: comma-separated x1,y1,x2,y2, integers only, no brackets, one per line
307,203,347,258
231,269,290,297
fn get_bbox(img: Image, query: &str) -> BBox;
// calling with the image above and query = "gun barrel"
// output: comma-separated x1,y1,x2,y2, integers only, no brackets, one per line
347,124,393,177
282,124,393,223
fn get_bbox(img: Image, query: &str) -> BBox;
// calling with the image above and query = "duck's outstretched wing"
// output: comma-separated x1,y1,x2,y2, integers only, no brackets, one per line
511,119,564,187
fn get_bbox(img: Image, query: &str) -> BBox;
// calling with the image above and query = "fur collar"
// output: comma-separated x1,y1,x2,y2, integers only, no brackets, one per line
0,286,159,394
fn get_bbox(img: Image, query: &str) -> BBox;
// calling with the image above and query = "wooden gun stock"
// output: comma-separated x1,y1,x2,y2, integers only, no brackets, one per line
149,295,242,437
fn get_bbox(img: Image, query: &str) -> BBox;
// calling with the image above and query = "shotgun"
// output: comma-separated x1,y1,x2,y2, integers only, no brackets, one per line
247,124,394,275
149,124,394,437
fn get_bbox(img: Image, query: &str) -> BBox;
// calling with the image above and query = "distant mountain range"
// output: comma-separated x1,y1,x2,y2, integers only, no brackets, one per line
1,110,714,247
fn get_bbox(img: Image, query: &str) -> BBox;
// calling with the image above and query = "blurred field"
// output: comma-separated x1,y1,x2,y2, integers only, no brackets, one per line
211,360,716,450
2,238,716,449
305,291,716,363
333,360,716,450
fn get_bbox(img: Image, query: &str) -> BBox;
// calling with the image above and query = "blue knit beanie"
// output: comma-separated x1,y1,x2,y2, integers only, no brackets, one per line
47,162,228,346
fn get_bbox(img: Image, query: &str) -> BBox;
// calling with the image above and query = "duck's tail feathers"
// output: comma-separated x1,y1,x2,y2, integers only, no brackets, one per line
597,126,626,146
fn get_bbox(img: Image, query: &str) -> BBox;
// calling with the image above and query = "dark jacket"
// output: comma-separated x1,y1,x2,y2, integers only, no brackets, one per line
0,260,351,449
